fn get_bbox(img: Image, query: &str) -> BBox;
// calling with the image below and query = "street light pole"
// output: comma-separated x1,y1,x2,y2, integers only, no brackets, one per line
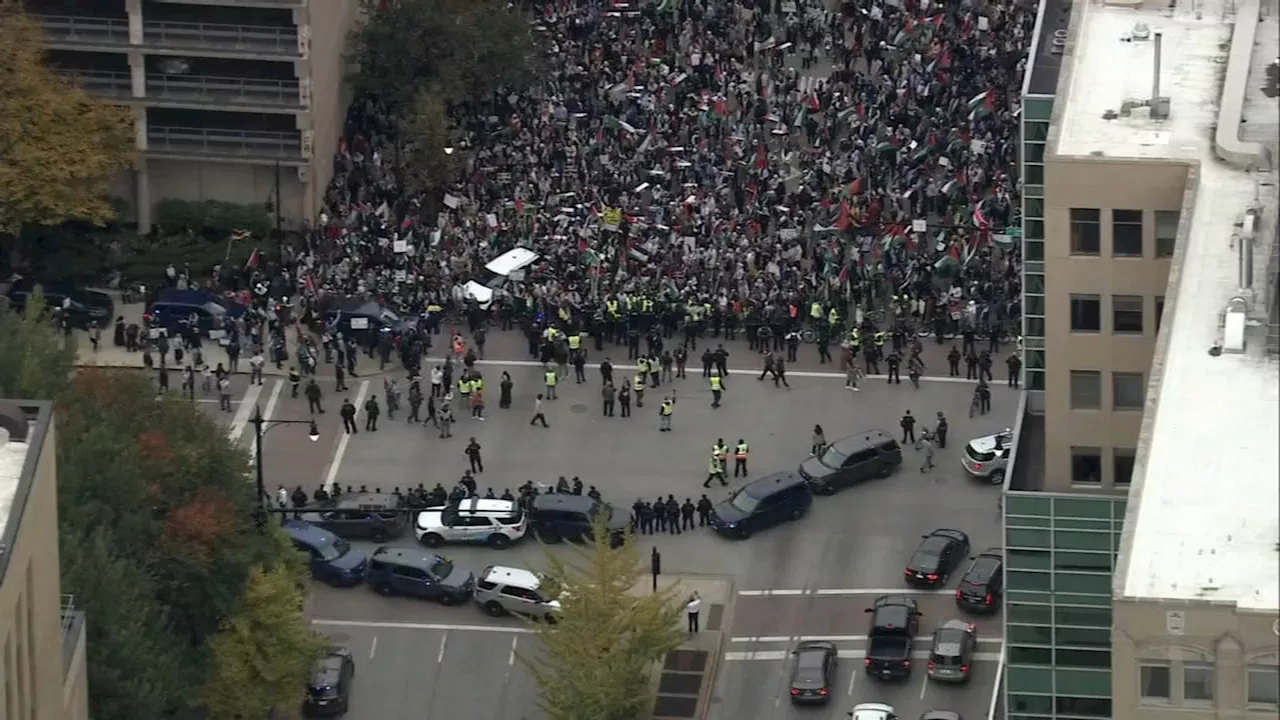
250,405,320,524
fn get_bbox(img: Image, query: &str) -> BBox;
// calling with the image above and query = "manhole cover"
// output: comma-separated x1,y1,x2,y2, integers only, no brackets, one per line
658,672,703,695
664,650,708,672
570,403,588,414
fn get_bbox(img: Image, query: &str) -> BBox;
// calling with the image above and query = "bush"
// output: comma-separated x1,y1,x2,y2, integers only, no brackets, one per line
156,200,272,239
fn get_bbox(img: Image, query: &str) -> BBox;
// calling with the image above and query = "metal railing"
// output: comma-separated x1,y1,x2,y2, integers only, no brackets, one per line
55,69,133,97
147,125,304,161
34,14,130,46
147,74,303,108
143,20,299,56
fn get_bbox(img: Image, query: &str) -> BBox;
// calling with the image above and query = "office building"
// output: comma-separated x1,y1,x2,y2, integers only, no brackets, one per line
28,0,362,230
1002,0,1278,717
0,401,89,720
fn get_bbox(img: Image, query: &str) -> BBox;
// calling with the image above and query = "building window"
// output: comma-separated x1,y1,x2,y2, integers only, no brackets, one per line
1111,295,1144,334
1155,296,1165,332
1070,371,1102,409
1113,209,1144,256
1248,665,1280,706
1140,662,1172,701
1155,210,1179,257
1070,294,1102,332
1055,696,1112,718
1112,372,1146,410
1070,447,1103,485
1113,449,1135,486
1070,208,1102,255
1183,663,1215,702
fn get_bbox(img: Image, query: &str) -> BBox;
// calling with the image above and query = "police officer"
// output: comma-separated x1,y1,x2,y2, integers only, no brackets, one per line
680,498,696,531
934,412,949,449
900,411,916,444
340,398,358,434
734,439,749,477
618,382,632,417
886,351,902,384
632,373,646,407
659,395,675,432
544,365,559,400
289,366,301,398
947,345,962,376
696,494,713,526
709,371,724,408
632,499,647,534
602,381,616,416
702,452,728,488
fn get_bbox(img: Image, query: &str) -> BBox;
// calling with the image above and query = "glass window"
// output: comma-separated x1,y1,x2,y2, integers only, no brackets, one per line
1248,665,1280,706
1009,624,1054,645
1055,529,1113,551
1009,516,1051,531
1054,572,1112,595
1026,164,1044,186
1111,295,1144,334
1026,349,1046,370
1183,663,1215,702
1009,647,1053,667
1007,589,1053,605
1055,627,1111,648
1024,98,1055,121
1055,551,1112,573
1006,665,1055,693
1026,273,1045,294
1008,548,1051,570
1027,317,1046,338
1028,370,1046,391
1026,197,1045,217
1055,696,1112,718
1071,447,1103,485
1007,495,1052,516
1054,517,1113,531
1025,142,1046,163
1155,210,1179,257
1008,570,1052,592
1055,605,1111,627
1140,662,1172,701
1007,603,1053,625
1056,648,1111,669
1026,218,1045,238
1070,208,1102,255
1112,372,1146,410
1053,497,1114,517
1155,296,1165,332
1025,120,1050,141
1027,295,1045,316
1070,371,1102,409
1056,668,1112,697
1026,239,1044,261
1114,449,1135,486
1112,209,1144,256
1070,294,1101,332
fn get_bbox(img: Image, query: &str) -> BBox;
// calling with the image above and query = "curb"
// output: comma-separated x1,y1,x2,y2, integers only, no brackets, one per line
697,574,736,720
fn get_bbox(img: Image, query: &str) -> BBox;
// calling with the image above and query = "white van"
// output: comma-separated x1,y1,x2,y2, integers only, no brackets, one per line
463,248,541,309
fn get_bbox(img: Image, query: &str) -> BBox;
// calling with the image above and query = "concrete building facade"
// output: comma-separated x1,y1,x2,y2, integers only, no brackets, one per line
0,401,89,720
28,0,362,230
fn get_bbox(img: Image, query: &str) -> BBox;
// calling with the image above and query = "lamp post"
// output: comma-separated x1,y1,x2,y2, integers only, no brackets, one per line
251,405,319,522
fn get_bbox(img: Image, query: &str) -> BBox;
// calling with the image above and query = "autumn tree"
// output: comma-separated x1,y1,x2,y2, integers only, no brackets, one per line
0,5,135,237
0,296,318,720
526,523,686,720
401,89,459,205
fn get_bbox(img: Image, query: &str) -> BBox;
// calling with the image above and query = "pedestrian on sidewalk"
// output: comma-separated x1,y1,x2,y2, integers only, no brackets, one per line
686,592,702,633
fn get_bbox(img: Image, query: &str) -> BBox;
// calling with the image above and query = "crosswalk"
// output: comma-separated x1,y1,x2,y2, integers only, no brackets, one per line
742,71,830,96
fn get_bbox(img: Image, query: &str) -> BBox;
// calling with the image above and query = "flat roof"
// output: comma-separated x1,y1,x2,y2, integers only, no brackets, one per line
0,440,28,542
1056,0,1279,611
0,401,53,586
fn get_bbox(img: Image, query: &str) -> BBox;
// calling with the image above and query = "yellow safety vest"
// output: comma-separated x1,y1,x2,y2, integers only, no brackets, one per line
710,376,723,391
810,302,823,319
874,332,887,346
828,308,840,325
559,308,570,322
708,456,721,474
643,299,654,313
607,300,619,316
471,379,483,393
544,371,558,387
660,401,673,416
713,444,727,459
568,335,581,350
637,357,649,373
736,443,749,459
633,375,646,392
458,379,471,394
426,304,443,313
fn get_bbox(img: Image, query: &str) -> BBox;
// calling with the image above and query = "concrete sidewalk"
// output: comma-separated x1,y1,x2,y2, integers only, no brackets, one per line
634,573,736,720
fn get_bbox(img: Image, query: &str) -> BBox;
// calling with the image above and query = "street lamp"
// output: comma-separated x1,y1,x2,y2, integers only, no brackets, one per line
251,405,319,523
443,146,455,156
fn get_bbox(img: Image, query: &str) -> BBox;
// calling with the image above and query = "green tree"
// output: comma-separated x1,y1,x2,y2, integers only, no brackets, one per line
526,525,686,720
349,0,538,111
0,5,134,236
0,297,318,720
401,89,459,203
201,539,326,720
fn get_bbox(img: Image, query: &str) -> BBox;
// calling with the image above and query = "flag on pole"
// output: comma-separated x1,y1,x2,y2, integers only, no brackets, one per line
967,89,995,120
244,247,260,269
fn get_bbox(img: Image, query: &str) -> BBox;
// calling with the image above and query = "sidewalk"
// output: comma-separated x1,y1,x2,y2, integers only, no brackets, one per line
632,573,736,720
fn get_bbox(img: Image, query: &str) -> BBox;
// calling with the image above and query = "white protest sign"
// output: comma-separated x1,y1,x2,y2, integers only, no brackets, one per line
395,270,407,282
978,16,990,31
393,240,409,253
349,318,369,330
912,219,928,233
443,194,461,209
781,1,797,12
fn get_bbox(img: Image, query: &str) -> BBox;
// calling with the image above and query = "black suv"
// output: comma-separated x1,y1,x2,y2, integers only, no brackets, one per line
5,281,113,329
528,493,628,546
365,546,475,604
956,548,1004,614
301,493,406,542
303,646,354,716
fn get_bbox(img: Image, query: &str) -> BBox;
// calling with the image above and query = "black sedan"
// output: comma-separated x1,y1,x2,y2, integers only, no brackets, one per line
303,646,354,716
789,640,838,704
904,529,971,588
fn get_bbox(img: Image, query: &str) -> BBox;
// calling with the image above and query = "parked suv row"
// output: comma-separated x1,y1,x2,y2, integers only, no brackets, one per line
414,493,628,550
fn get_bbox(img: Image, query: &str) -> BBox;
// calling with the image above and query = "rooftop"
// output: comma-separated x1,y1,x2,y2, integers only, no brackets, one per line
0,401,51,586
1054,0,1279,611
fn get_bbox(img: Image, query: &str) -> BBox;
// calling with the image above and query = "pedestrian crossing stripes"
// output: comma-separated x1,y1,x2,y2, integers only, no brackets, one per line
742,72,829,96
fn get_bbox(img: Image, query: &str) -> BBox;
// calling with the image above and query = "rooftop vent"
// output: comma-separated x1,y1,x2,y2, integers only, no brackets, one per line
1118,32,1171,119
1221,297,1249,353
0,402,28,442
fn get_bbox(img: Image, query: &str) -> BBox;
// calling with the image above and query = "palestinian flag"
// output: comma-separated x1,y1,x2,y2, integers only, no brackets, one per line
967,89,995,120
244,247,260,269
973,202,990,231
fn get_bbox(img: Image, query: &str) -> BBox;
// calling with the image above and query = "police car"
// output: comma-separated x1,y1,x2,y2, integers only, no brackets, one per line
415,497,527,549
960,429,1012,485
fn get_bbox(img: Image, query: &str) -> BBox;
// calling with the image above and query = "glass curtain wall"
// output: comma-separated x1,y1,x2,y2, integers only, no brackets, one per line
1021,95,1052,394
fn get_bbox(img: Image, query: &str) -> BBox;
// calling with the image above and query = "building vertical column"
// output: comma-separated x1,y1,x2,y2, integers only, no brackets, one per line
127,49,144,99
1213,635,1245,715
133,104,152,232
125,0,142,45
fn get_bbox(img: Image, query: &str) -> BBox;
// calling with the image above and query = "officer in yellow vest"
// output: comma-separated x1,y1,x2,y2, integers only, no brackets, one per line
568,332,582,352
637,355,649,378
810,301,823,320
558,307,571,324
659,395,675,432
850,327,862,352
828,307,840,327
702,452,727,488
606,299,620,318
709,371,725,408
632,373,646,407
712,439,729,464
874,331,888,350
734,439,750,477
543,365,559,400
458,375,472,402
471,374,484,395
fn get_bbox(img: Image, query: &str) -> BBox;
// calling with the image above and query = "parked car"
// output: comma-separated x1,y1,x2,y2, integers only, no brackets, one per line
527,493,628,547
708,472,813,539
955,548,1004,614
798,429,902,494
300,493,406,542
5,280,113,329
323,298,412,338
303,646,354,716
847,702,899,720
365,547,474,604
282,520,367,587
961,429,1012,485
415,497,527,549
473,565,560,620
145,289,244,336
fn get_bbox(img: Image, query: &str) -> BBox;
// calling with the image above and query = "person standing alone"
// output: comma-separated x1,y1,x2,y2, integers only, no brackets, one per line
686,592,702,633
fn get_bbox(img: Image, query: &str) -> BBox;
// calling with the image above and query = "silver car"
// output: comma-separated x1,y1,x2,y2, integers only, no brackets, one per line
474,565,561,620
961,429,1012,485
927,620,978,683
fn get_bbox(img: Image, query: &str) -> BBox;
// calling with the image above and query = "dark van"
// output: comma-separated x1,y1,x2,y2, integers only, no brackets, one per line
798,430,903,495
709,472,813,539
282,520,367,587
145,289,243,336
5,281,113,329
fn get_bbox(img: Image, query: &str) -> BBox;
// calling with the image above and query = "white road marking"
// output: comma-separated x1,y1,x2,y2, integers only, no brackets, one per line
249,380,284,463
846,668,857,696
311,619,535,634
918,663,931,699
987,645,1007,720
369,635,378,660
322,379,367,492
737,587,953,597
508,636,519,667
472,359,976,384
437,632,448,664
724,650,1003,662
736,589,807,597
226,382,263,443
731,635,1004,644
193,398,243,404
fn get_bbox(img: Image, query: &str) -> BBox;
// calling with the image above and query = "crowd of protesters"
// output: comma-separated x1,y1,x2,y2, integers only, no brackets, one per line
159,0,1033,368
